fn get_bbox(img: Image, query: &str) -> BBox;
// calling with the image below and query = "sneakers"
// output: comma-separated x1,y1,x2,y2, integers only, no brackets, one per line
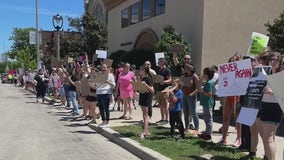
198,133,212,141
189,123,195,130
71,112,80,116
99,123,109,128
155,119,164,123
233,139,241,147
53,102,62,106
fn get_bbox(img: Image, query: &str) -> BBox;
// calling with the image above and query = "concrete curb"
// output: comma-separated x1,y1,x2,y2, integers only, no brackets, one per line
88,124,171,160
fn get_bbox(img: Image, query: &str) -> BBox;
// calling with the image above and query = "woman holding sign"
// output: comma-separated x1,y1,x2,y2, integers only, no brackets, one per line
138,65,154,139
260,52,283,160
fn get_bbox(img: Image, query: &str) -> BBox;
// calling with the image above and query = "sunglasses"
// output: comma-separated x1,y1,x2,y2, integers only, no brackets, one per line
184,58,191,60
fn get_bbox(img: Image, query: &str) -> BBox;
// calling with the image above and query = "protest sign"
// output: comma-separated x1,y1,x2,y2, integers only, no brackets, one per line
155,52,165,66
80,79,90,96
96,50,107,59
131,81,149,93
169,44,184,55
153,74,164,83
217,59,252,97
247,32,269,57
241,67,269,109
267,70,284,112
180,76,193,87
237,107,259,126
66,57,73,63
90,72,108,83
103,59,113,67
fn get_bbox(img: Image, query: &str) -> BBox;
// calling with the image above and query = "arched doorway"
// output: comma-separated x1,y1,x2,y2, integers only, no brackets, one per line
133,28,159,52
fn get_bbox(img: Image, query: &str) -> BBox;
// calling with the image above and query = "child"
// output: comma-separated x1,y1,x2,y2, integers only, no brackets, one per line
168,79,185,139
198,67,215,141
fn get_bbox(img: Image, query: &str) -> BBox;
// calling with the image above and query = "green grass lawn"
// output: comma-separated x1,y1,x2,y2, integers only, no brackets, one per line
112,124,261,160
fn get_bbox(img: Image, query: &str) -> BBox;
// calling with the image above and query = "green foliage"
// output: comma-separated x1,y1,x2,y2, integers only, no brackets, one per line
265,10,284,54
156,25,191,76
14,48,36,70
112,125,261,160
82,12,107,58
9,28,36,60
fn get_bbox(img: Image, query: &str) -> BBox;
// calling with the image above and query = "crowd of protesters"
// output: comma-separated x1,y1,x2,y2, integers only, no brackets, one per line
3,47,283,160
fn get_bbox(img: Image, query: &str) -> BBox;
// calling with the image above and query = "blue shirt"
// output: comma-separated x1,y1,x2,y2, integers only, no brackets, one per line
169,89,183,112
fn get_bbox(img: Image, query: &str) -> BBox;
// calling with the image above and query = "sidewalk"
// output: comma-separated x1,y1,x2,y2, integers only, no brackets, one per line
41,93,284,160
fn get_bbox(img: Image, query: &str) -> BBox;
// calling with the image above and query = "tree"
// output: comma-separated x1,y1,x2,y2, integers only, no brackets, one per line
7,28,37,70
82,12,107,58
156,25,191,75
8,28,36,60
62,12,107,61
265,10,284,54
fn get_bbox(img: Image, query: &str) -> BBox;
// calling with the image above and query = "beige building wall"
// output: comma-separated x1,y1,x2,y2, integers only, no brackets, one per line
107,0,205,70
201,0,284,71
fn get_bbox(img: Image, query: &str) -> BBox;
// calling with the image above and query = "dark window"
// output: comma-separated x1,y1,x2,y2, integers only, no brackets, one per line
131,3,139,24
154,0,165,16
142,0,151,20
121,8,129,28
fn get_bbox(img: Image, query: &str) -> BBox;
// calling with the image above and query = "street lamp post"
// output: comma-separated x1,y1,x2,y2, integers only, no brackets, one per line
52,14,63,61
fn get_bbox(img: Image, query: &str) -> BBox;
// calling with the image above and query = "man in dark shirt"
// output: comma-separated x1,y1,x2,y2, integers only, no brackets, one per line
155,58,172,124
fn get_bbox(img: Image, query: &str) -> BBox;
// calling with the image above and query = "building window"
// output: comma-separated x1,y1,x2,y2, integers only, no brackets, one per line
142,0,151,20
121,8,129,28
95,3,104,22
131,3,139,25
154,0,165,16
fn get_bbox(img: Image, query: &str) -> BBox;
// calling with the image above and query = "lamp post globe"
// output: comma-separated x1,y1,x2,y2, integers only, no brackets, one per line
52,14,63,31
52,14,63,61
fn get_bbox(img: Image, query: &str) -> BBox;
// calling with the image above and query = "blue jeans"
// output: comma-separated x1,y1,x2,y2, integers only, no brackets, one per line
63,84,71,106
202,106,213,135
182,95,199,130
69,91,79,114
97,94,111,121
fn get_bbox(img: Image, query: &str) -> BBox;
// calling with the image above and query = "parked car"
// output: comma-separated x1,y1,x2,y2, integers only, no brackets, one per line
1,73,10,83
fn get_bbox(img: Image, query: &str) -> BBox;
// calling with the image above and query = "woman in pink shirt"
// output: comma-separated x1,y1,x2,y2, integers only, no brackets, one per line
116,62,136,120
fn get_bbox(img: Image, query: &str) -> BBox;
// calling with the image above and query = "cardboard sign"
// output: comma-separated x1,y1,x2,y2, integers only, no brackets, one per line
155,52,165,66
80,78,90,96
131,81,149,93
153,74,164,83
267,70,284,112
180,76,193,87
217,59,252,97
169,44,184,55
161,86,175,93
90,72,108,83
96,50,107,59
103,59,113,67
247,32,269,57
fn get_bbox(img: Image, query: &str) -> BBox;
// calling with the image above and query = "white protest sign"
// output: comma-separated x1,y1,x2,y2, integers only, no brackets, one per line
96,50,107,59
29,31,36,44
247,32,269,58
237,107,259,126
155,52,165,66
217,59,252,97
266,70,284,112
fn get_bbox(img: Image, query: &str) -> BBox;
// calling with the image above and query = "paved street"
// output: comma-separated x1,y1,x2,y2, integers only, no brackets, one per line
0,83,140,160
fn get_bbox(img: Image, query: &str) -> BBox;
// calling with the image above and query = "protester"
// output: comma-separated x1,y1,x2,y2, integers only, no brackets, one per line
168,79,185,139
68,67,80,116
96,63,115,128
155,58,172,125
138,64,154,139
117,62,135,120
180,64,200,135
198,67,215,141
260,52,283,160
34,69,49,103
